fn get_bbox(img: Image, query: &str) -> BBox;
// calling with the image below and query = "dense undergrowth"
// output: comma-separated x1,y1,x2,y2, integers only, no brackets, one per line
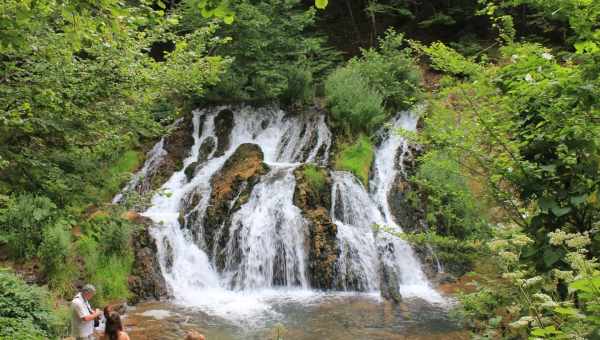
1,0,599,339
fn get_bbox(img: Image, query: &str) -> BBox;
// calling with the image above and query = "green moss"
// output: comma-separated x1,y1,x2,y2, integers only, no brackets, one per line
303,164,327,191
334,135,374,186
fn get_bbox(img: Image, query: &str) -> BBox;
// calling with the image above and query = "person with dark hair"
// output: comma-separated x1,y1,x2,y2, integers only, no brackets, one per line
103,311,130,340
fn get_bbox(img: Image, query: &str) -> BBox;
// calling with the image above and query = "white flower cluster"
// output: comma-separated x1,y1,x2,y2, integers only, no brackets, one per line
552,269,574,282
499,250,519,263
523,276,543,287
532,293,557,308
548,230,591,250
541,52,554,60
509,315,534,329
512,234,533,247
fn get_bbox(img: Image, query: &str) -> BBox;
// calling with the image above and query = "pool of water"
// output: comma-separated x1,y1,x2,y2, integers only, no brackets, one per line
125,291,465,340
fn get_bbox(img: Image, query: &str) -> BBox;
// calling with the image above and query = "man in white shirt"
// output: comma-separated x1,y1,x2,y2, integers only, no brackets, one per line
71,284,102,340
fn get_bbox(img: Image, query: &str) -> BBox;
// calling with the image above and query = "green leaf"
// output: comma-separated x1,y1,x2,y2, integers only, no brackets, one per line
569,276,600,293
223,14,234,24
551,205,571,217
538,197,557,212
553,306,578,316
570,194,587,206
315,0,328,9
543,248,561,267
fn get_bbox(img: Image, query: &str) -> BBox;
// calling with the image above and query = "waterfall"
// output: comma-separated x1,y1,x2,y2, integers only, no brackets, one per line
369,108,443,302
112,138,167,204
123,104,443,323
224,167,309,290
331,171,381,291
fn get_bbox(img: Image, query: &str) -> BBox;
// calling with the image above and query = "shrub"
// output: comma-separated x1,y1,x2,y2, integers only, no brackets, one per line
90,255,133,306
325,29,421,135
410,150,490,240
325,67,385,135
334,136,375,186
0,194,59,259
279,64,315,106
38,221,75,295
82,213,134,257
0,269,66,339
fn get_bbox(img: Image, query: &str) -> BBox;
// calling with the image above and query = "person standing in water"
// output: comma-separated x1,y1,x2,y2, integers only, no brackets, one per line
71,284,102,340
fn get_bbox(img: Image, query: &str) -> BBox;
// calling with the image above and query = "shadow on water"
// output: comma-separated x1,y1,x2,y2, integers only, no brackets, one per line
126,293,466,340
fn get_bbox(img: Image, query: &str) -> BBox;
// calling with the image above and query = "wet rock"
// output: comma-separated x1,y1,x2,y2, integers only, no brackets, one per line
380,264,402,303
198,137,216,163
184,138,217,182
184,162,199,182
213,109,234,157
201,143,269,271
434,272,457,285
127,212,167,304
293,165,338,289
147,115,196,192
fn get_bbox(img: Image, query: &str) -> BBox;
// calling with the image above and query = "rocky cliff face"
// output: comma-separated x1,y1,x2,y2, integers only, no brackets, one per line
127,212,168,304
201,143,269,271
293,165,338,289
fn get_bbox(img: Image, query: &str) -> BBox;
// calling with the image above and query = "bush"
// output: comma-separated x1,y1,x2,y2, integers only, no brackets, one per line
279,64,315,106
90,255,133,306
0,194,59,259
334,136,375,186
82,213,134,257
325,29,421,135
77,212,136,305
410,150,490,240
325,67,385,135
0,269,66,339
38,221,75,295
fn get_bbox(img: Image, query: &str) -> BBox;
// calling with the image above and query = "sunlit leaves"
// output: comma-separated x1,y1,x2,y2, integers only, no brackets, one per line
315,0,328,9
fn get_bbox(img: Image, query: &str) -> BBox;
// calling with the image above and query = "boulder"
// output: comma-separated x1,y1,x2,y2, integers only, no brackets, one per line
293,165,338,289
200,143,269,270
213,109,235,157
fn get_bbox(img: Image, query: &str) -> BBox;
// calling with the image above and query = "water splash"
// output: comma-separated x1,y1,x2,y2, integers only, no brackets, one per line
369,109,443,302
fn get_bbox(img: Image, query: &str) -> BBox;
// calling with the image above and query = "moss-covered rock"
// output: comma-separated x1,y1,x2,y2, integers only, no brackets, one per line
201,143,269,270
293,165,338,289
333,135,374,186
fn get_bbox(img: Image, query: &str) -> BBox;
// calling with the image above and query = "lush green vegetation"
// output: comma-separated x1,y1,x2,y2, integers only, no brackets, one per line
334,136,375,186
0,269,68,339
325,29,420,136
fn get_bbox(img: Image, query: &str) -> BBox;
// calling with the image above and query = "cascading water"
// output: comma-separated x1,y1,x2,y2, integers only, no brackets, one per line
122,104,444,326
140,106,332,322
369,108,443,301
224,167,309,290
112,137,167,204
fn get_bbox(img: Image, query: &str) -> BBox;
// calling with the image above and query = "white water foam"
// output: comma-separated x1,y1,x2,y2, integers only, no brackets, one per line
134,105,443,326
369,109,444,303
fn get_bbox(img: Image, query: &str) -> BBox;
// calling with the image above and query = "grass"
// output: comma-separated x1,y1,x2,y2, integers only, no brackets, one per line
334,135,374,186
303,164,327,191
91,254,133,306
